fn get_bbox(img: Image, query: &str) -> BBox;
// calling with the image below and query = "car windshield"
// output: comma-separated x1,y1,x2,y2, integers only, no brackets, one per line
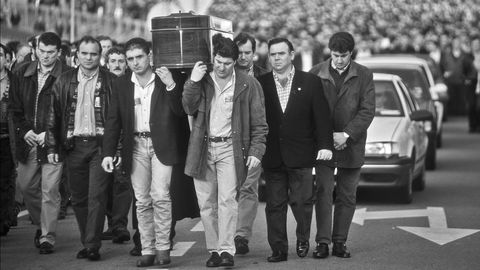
373,80,404,116
368,66,431,103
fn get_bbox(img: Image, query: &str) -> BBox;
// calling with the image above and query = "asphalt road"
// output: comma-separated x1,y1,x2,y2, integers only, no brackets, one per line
1,116,479,270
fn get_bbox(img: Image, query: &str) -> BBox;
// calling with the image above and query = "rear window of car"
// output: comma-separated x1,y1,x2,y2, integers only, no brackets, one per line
367,66,431,103
373,80,404,116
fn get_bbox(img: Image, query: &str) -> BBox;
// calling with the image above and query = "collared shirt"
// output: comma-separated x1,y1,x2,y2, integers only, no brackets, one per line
132,72,156,133
273,66,295,112
73,68,99,136
34,64,53,128
331,60,350,75
209,70,235,137
246,65,254,77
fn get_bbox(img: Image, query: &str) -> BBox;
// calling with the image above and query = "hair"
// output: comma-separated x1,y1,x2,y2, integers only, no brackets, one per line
28,35,37,49
77,35,102,55
328,32,355,53
0,43,12,59
124,38,150,55
212,33,239,60
268,37,294,52
233,32,256,53
105,47,126,62
97,35,114,44
38,32,61,50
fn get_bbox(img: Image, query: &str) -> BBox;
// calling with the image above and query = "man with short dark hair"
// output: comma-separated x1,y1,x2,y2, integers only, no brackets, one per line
231,31,268,255
183,34,268,267
105,47,127,77
9,32,72,254
310,31,375,259
257,37,332,263
46,35,116,261
97,36,114,67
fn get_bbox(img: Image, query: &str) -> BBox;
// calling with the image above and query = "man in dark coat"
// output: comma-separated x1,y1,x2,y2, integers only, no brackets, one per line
257,37,333,263
309,31,375,259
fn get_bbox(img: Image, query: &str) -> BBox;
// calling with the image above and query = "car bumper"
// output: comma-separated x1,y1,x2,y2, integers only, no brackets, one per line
359,157,412,188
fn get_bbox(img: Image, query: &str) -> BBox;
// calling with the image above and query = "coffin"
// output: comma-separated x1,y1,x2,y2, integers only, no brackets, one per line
151,12,233,69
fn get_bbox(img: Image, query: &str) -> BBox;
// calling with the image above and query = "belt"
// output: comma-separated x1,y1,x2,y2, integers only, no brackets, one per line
209,136,231,143
134,132,151,138
74,136,97,142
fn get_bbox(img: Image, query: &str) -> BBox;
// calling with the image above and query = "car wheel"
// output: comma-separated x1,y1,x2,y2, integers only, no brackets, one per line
412,162,426,191
426,136,437,170
398,165,413,204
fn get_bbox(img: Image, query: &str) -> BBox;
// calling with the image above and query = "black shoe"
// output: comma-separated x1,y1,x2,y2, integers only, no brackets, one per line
296,240,309,258
312,243,329,259
234,235,249,255
76,248,88,259
332,242,351,258
101,228,113,240
34,229,41,248
155,250,171,266
219,252,234,267
206,252,221,267
87,248,101,261
112,228,131,244
130,245,142,256
267,250,287,262
136,254,155,267
39,242,54,254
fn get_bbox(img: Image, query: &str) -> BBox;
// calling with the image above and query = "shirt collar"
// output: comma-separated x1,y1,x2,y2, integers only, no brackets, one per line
78,67,99,81
330,60,350,75
131,72,156,88
272,66,295,82
37,63,53,76
210,69,236,92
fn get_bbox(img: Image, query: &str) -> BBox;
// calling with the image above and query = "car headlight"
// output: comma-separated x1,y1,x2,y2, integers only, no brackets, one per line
423,120,432,132
365,142,400,157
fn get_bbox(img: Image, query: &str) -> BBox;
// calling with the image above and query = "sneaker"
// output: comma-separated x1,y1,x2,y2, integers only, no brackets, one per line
39,242,54,254
234,235,249,255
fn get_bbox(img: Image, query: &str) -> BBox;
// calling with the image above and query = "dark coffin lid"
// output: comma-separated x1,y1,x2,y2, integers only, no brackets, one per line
151,12,232,33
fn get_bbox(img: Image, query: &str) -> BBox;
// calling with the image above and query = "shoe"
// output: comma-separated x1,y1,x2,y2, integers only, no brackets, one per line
39,242,54,254
312,243,329,259
219,252,234,267
87,248,101,261
112,228,131,244
76,248,88,259
136,254,155,267
130,245,142,256
155,249,171,266
234,235,249,255
332,242,351,258
206,252,221,267
34,229,41,248
101,228,113,240
296,240,309,258
267,250,287,262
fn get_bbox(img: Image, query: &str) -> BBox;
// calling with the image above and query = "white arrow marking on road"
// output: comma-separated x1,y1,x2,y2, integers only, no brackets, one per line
191,220,204,231
353,207,480,245
170,241,196,256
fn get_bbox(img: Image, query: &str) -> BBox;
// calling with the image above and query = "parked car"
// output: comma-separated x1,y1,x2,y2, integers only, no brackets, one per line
358,55,442,169
360,73,432,203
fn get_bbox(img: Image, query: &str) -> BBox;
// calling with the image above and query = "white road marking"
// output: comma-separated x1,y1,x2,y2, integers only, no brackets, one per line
17,210,29,218
170,241,196,256
191,220,204,231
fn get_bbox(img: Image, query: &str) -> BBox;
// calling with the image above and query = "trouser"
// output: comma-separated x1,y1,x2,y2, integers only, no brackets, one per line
16,147,63,245
131,136,172,255
105,168,132,232
0,137,15,235
194,140,238,256
447,83,467,115
66,138,110,250
315,165,360,244
235,165,261,240
59,168,71,213
467,85,480,131
264,166,314,253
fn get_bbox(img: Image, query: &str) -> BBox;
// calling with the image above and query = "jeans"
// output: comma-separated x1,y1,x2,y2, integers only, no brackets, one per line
194,140,238,256
236,165,261,240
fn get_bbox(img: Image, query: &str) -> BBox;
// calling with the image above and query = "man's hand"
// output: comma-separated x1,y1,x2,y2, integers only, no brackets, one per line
333,132,348,150
47,153,60,164
102,157,115,173
155,67,175,89
24,130,38,147
37,132,46,147
316,149,333,160
246,156,261,170
190,61,207,82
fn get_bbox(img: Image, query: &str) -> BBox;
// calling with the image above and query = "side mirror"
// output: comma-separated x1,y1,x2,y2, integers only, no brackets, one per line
410,109,434,121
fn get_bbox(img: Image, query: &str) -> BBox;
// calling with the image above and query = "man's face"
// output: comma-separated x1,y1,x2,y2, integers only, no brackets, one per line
236,40,254,68
213,55,235,79
36,42,60,69
330,50,352,70
268,42,294,73
77,41,101,71
107,53,126,76
126,48,150,76
100,39,113,57
0,47,6,71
